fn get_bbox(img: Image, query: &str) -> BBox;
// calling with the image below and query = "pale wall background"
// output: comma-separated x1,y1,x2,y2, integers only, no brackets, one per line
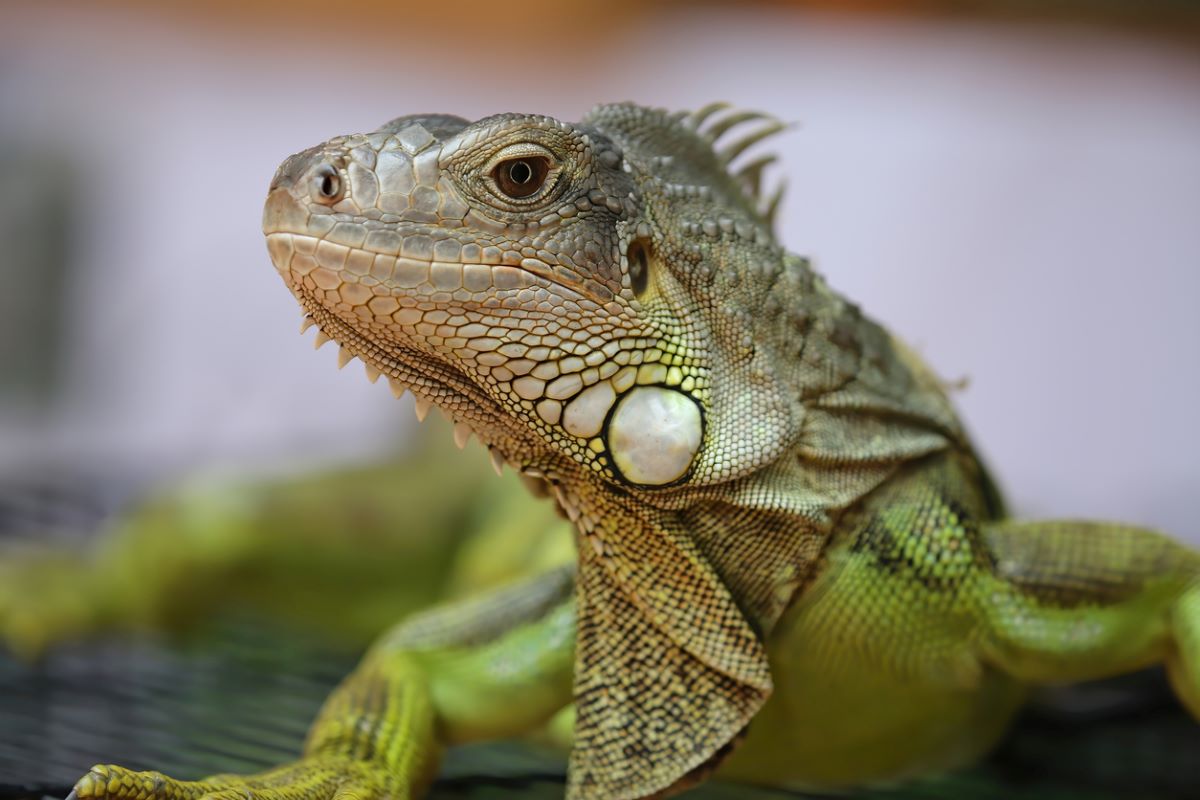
0,2,1197,538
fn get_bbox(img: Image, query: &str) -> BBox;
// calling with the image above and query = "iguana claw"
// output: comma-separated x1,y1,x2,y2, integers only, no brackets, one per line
68,761,400,800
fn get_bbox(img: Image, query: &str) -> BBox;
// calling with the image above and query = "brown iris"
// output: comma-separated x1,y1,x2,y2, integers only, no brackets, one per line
492,156,551,199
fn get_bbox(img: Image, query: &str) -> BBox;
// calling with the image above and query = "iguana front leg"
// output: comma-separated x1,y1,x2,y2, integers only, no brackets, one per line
69,567,576,800
979,519,1200,715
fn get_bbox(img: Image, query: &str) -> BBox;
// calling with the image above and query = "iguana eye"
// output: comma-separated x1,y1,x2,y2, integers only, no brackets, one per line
310,164,343,205
493,156,551,199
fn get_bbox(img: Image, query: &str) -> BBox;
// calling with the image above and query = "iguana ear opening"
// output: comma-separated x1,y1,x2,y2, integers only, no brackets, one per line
626,239,651,298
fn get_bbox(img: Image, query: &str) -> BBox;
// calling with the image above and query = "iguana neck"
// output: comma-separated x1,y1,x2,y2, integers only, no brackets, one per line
549,266,960,637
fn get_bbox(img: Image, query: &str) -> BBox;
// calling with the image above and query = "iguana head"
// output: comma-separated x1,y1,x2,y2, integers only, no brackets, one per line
262,103,801,498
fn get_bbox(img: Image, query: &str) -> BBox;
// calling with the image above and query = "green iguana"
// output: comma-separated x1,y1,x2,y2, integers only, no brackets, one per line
64,103,1199,800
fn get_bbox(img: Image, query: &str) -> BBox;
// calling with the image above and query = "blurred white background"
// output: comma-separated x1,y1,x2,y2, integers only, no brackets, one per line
0,2,1197,538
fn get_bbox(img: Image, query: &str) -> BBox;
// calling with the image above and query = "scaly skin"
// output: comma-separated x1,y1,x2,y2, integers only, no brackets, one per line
68,104,1200,800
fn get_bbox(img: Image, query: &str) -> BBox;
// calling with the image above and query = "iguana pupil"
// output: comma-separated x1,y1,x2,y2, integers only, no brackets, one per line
509,160,531,183
494,155,548,198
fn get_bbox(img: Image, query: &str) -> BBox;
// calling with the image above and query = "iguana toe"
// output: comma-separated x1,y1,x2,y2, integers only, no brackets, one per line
69,761,397,800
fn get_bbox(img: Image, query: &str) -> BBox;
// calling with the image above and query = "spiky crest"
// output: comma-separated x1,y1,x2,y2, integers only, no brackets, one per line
687,104,790,228
585,103,791,231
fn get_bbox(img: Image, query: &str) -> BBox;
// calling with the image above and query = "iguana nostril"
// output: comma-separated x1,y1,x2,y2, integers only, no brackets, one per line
268,145,326,192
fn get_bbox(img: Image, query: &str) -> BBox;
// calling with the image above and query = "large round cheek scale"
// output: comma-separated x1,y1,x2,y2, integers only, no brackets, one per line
607,386,703,486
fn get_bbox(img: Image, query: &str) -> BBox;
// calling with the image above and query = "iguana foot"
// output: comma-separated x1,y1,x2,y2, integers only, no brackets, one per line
68,760,405,800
